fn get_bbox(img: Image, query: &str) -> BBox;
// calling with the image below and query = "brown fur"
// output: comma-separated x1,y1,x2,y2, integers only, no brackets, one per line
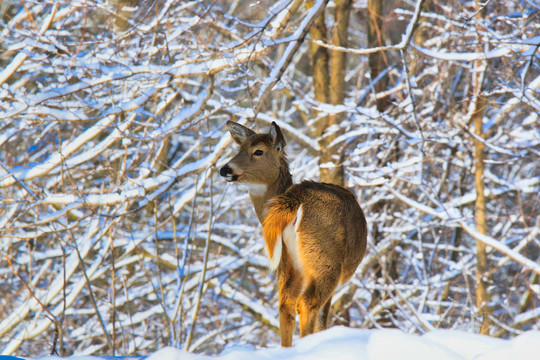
220,121,367,347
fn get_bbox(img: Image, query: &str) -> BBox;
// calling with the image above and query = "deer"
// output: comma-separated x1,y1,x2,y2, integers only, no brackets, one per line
219,121,367,347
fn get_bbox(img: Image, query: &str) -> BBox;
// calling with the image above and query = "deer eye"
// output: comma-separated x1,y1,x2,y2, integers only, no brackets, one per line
253,149,264,156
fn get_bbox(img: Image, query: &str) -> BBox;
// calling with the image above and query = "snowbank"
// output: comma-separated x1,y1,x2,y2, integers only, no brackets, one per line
18,327,540,360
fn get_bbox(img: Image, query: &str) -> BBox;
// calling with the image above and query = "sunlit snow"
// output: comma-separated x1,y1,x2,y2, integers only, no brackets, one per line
14,327,540,360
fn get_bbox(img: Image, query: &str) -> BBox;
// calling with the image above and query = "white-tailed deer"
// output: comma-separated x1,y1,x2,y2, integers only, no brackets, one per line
220,121,367,347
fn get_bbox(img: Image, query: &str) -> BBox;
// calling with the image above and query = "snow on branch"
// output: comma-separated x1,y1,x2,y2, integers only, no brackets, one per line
388,187,540,275
308,0,426,55
0,3,59,86
412,40,537,62
211,280,280,331
458,221,540,276
255,0,330,115
0,115,116,188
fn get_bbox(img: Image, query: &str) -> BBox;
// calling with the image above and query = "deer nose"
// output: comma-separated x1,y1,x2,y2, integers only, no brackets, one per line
220,165,232,177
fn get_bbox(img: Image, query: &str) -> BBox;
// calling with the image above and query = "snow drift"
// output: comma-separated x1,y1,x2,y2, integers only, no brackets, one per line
20,327,540,360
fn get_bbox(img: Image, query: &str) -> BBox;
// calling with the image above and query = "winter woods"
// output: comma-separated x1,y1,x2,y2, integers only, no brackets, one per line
0,0,538,356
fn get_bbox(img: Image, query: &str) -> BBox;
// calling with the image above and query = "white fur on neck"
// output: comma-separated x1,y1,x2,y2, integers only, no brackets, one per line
244,183,267,196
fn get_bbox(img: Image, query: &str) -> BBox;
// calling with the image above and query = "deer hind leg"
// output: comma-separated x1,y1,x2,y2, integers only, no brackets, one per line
315,296,332,332
297,276,339,337
277,259,302,347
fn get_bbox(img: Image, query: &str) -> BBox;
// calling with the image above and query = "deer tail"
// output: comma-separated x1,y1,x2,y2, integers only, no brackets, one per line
263,196,302,271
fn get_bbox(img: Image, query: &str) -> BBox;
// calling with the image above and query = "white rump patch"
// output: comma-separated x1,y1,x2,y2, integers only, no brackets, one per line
244,183,267,196
282,205,303,273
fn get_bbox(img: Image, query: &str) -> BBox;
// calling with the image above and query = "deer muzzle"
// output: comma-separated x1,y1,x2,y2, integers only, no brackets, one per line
219,164,238,182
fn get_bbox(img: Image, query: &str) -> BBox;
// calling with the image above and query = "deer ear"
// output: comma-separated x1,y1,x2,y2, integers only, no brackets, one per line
227,121,255,145
269,121,286,152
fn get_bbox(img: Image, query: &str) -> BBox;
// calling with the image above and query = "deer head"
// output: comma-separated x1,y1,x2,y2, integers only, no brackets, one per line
220,121,290,197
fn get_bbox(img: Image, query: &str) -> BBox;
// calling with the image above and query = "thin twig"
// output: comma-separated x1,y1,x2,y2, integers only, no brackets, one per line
185,173,214,351
254,0,330,117
1,253,58,329
69,231,114,352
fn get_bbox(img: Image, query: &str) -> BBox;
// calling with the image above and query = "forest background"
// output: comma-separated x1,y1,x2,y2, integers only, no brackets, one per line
0,0,538,356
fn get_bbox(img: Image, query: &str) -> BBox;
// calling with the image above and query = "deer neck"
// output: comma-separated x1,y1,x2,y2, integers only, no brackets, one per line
248,159,293,224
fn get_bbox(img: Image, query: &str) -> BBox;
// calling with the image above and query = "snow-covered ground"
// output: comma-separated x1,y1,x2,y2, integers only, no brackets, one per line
24,327,540,360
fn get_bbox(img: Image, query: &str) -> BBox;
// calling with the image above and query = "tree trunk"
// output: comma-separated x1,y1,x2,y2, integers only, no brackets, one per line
471,1,492,334
473,93,492,334
367,0,389,112
306,0,353,325
306,0,351,186
306,0,329,142
110,0,138,32
365,0,400,328
319,0,352,185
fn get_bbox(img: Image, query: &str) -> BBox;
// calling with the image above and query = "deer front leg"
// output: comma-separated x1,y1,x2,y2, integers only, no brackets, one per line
278,296,296,347
277,262,302,347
